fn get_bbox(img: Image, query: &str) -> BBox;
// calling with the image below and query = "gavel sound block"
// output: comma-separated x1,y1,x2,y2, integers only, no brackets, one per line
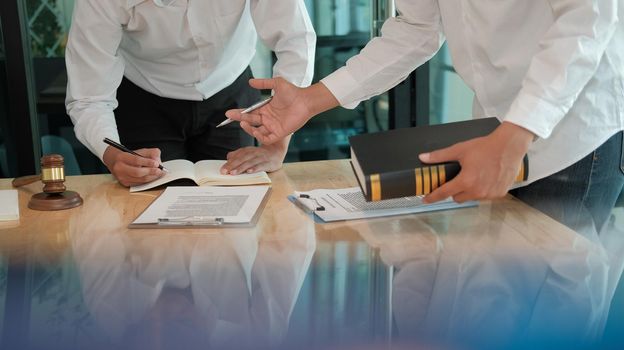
12,154,83,211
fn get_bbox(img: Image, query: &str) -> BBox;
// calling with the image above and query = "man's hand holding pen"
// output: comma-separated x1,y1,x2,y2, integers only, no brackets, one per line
224,77,339,145
103,146,165,187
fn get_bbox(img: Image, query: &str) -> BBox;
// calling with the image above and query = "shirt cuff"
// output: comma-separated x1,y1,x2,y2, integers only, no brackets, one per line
74,119,120,162
503,92,567,140
320,67,361,110
93,133,119,162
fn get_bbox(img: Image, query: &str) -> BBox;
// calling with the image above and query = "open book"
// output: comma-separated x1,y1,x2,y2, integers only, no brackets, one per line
130,159,271,193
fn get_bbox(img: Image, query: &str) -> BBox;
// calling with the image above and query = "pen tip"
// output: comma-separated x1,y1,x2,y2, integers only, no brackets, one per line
216,119,234,128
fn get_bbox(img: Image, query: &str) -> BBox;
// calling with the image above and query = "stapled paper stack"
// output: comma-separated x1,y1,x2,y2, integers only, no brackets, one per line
292,187,476,222
129,186,271,228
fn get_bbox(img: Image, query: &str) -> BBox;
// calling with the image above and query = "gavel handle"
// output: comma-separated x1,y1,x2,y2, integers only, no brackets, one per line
12,174,41,187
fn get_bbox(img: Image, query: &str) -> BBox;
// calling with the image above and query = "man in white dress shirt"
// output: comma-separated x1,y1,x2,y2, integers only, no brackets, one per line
65,0,315,186
227,0,624,233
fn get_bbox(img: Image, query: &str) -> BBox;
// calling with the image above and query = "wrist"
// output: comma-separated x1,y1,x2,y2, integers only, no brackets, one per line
496,122,535,153
102,146,118,167
304,82,340,117
261,135,290,153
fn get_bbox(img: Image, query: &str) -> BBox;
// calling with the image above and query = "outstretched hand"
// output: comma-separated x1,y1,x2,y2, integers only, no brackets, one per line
225,78,339,144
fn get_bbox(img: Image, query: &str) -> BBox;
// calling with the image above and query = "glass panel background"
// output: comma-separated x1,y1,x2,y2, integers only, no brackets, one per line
25,0,97,175
429,44,474,125
26,0,72,58
287,0,387,162
0,18,14,177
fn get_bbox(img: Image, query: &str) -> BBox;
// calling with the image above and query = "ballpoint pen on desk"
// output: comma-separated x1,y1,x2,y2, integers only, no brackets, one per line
102,138,169,172
216,96,273,128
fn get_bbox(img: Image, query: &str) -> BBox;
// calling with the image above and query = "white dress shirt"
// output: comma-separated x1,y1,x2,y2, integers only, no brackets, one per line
66,0,315,160
322,0,624,184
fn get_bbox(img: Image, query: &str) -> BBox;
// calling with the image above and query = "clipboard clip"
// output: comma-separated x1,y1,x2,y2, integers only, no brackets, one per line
157,216,225,226
298,194,325,211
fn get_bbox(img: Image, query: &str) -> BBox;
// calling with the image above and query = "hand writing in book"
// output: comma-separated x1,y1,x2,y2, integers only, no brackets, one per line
220,138,290,175
224,78,339,145
420,122,534,204
103,146,165,187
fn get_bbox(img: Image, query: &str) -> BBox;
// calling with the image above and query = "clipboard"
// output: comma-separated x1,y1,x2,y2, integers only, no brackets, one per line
128,186,272,229
290,187,477,223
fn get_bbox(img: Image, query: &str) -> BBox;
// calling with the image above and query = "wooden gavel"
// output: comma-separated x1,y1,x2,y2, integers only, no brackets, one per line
12,154,82,211
12,154,66,191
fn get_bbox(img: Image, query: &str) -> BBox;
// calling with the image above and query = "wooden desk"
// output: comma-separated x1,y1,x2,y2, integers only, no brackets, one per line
1,160,619,349
0,159,577,260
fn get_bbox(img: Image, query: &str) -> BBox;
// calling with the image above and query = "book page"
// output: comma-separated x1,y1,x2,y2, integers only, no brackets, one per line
194,160,271,186
131,186,270,225
130,159,196,192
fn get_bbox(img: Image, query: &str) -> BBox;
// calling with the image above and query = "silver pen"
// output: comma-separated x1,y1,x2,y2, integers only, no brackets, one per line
216,96,273,128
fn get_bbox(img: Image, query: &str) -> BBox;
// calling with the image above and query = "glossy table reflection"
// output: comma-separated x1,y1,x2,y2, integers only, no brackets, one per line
1,160,623,350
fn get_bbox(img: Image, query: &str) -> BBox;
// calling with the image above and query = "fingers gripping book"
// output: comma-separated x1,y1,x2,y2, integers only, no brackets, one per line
349,118,529,201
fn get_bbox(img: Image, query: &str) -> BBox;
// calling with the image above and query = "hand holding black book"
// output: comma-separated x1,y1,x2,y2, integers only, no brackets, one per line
349,118,529,202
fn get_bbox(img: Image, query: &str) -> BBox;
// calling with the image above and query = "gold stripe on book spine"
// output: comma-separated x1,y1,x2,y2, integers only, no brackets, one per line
423,167,431,195
438,165,446,186
431,166,439,191
370,174,381,201
515,163,525,182
415,168,423,196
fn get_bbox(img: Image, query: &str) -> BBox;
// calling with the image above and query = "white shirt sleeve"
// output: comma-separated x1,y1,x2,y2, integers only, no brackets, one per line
250,0,316,87
65,0,127,161
320,0,444,109
503,0,619,139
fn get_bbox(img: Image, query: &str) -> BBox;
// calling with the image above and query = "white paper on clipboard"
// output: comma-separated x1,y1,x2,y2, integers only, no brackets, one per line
293,187,477,222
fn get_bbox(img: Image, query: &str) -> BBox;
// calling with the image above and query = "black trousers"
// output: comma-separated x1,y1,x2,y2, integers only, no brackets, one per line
115,68,260,162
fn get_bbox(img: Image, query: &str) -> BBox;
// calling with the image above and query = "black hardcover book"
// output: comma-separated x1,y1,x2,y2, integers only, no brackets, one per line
349,117,529,201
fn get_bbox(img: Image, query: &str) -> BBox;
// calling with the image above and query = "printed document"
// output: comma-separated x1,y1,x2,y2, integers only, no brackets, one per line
293,187,477,222
131,186,270,227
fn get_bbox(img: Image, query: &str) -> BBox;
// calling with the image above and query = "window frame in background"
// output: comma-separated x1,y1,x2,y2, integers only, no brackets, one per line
0,0,41,177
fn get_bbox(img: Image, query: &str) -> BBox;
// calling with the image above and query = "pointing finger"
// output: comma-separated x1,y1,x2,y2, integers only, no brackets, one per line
135,148,161,162
249,78,278,90
225,109,244,121
420,142,464,164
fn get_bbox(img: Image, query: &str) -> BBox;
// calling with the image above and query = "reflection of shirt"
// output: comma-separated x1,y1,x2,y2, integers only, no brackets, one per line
379,218,613,348
67,184,315,346
70,228,314,348
66,0,316,159
322,0,623,184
